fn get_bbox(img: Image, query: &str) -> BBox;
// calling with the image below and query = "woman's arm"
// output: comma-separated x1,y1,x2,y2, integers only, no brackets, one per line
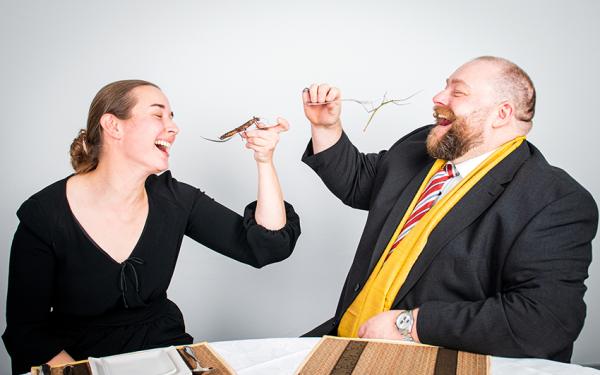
3,206,72,374
181,117,299,268
242,118,289,230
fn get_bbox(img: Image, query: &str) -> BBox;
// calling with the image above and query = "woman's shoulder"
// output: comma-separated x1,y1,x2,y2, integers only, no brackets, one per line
145,170,204,209
19,176,69,212
16,176,70,237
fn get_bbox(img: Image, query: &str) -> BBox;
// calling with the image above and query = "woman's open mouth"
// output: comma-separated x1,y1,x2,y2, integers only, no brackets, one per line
154,139,172,156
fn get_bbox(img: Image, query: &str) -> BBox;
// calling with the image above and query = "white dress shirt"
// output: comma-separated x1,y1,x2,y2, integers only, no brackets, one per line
437,149,496,201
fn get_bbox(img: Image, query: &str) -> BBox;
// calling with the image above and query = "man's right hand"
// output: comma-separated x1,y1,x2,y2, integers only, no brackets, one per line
302,83,344,154
302,83,342,129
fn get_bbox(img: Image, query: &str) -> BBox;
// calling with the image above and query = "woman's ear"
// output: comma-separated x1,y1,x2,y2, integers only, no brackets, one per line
100,113,122,140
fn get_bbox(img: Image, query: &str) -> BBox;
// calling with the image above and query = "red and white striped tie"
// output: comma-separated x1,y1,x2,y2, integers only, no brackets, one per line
386,162,458,259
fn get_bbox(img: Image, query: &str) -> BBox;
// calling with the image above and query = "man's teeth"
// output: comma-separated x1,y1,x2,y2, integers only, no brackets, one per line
155,140,171,148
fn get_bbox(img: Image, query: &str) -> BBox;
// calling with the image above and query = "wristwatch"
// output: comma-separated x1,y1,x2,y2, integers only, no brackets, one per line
395,310,414,341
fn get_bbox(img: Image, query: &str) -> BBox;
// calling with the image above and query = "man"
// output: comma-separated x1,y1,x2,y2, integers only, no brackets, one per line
300,56,597,362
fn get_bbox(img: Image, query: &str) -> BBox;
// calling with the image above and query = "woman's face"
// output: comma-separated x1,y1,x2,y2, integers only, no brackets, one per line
120,85,179,174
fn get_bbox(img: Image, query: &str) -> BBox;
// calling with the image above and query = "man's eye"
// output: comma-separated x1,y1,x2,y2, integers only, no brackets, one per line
154,113,163,118
453,91,465,96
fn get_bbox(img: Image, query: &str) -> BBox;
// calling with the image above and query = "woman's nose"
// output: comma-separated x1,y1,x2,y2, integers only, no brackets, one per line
166,120,179,134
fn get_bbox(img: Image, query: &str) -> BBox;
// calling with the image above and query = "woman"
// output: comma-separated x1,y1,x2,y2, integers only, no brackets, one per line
2,80,300,374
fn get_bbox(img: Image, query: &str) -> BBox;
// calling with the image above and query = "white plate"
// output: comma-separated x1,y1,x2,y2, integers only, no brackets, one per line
88,346,190,375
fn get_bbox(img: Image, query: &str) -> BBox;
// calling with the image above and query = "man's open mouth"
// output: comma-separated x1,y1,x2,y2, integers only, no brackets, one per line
433,107,456,127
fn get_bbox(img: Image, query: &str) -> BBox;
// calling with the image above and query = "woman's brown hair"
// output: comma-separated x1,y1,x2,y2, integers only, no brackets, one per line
70,79,159,174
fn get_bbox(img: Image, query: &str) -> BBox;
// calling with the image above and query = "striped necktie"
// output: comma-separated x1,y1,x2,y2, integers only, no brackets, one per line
386,162,458,259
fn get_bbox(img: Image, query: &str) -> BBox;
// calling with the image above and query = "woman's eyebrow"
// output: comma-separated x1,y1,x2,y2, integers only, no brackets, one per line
150,103,174,118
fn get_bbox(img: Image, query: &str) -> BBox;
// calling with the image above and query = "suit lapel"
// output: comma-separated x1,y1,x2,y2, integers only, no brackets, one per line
366,161,435,275
390,142,532,307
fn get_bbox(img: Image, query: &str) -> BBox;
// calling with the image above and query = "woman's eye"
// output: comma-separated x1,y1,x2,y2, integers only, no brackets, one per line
453,91,465,96
154,114,163,119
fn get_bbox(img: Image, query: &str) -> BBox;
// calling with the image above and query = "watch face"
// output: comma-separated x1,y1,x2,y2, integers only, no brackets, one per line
397,312,412,331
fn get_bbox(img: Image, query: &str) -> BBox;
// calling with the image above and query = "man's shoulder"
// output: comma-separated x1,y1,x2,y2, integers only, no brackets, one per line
381,125,433,167
517,142,595,204
391,125,433,147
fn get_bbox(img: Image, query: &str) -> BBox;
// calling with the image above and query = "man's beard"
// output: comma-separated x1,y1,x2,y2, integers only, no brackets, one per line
427,107,484,161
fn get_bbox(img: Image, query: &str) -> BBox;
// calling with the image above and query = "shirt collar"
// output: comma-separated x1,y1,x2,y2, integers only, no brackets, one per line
453,148,497,178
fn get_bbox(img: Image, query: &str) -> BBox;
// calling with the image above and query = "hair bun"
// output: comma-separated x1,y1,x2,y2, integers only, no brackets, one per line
78,129,88,154
70,128,94,173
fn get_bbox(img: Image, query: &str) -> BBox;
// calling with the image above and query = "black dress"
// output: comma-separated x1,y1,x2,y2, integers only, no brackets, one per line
2,171,301,374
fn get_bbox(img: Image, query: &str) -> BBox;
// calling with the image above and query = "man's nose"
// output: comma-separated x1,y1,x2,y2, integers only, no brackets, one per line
432,90,448,106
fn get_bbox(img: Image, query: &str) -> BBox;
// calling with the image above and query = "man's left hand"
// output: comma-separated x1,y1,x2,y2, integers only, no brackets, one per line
357,308,420,342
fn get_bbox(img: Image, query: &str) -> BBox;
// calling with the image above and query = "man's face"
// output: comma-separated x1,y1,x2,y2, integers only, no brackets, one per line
427,60,499,161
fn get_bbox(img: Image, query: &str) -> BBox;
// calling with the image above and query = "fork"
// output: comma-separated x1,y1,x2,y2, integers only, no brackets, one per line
183,346,214,373
305,98,378,112
305,92,420,114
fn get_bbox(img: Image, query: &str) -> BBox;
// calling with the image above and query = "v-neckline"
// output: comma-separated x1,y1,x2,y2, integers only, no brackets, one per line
63,176,152,266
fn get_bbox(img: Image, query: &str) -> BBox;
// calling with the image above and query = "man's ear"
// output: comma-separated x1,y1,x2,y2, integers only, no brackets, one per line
493,101,514,128
100,113,122,139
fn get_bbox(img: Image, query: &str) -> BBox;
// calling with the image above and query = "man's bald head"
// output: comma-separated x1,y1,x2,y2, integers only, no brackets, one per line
472,56,536,125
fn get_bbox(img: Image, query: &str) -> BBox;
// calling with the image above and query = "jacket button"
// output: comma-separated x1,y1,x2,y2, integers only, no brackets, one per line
354,283,360,292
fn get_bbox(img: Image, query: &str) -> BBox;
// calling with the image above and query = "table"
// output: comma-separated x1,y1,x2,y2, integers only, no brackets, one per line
210,337,600,375
25,337,600,375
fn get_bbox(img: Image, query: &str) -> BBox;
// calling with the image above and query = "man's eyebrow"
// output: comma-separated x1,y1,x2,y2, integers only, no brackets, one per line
448,78,471,88
150,103,174,118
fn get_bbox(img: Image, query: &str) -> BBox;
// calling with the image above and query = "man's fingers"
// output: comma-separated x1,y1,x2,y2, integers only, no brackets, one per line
325,87,340,103
308,84,319,103
317,83,331,103
302,87,310,105
306,83,337,104
358,323,367,338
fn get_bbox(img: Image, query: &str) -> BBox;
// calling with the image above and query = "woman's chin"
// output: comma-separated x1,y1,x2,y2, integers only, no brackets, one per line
149,162,169,174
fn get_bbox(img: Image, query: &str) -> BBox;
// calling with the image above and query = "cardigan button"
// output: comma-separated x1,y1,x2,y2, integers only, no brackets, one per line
354,283,360,292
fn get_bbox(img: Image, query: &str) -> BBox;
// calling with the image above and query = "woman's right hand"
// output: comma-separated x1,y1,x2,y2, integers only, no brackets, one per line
241,118,289,164
302,83,342,129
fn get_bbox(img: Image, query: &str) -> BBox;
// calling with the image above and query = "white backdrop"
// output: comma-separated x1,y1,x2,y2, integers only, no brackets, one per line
1,1,599,372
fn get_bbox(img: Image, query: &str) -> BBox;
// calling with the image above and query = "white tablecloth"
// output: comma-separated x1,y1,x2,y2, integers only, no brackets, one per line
24,337,599,375
210,337,600,375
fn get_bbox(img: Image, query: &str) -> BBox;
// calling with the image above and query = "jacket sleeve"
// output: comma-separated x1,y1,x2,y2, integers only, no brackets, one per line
416,189,598,360
301,131,387,210
2,199,66,374
185,190,301,269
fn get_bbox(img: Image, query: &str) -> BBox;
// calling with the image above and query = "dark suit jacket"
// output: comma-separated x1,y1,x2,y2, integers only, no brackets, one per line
301,126,598,362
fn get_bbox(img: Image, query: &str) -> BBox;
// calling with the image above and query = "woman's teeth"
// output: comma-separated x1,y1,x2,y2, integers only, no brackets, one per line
155,140,171,148
155,140,171,152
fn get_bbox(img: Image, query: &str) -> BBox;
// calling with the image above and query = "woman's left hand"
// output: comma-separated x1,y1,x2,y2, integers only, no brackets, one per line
241,117,289,163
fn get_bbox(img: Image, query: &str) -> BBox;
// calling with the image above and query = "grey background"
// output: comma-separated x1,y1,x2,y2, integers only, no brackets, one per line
1,0,598,372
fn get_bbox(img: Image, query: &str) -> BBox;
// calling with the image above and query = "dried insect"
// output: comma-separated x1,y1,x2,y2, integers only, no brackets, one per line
201,116,260,143
361,92,417,132
306,91,421,131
